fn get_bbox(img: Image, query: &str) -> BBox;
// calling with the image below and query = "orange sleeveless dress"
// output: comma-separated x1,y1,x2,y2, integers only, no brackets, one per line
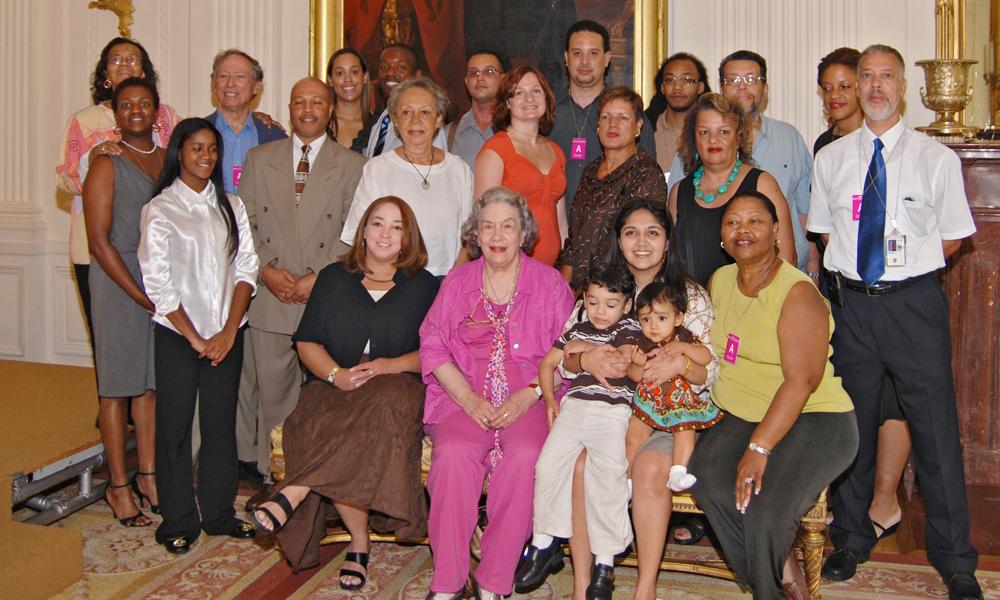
481,131,567,266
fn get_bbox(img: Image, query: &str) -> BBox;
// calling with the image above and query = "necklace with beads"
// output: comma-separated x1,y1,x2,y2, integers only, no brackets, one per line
693,158,742,203
121,139,156,155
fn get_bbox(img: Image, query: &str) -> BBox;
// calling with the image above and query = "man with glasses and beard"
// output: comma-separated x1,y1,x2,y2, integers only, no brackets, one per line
651,52,709,175
809,44,981,600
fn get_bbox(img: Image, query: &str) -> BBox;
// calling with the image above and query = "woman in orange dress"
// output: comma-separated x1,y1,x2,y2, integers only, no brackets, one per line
474,65,567,266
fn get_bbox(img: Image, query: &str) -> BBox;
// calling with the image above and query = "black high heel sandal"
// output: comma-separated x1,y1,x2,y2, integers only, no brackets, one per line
105,481,150,527
132,471,159,514
250,491,295,535
339,551,369,591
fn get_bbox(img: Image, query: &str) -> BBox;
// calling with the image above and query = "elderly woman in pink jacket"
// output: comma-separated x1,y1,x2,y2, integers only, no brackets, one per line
419,186,575,600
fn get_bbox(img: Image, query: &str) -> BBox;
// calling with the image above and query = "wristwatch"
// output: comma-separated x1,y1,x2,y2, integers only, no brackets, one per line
326,366,340,384
528,383,543,398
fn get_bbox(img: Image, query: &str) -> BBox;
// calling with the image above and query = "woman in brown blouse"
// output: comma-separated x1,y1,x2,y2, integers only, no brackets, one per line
558,86,666,293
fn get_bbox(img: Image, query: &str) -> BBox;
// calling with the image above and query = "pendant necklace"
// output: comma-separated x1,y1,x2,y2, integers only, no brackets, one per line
403,150,433,190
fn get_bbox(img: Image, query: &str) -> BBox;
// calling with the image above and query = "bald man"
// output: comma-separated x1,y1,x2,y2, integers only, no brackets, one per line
237,77,366,483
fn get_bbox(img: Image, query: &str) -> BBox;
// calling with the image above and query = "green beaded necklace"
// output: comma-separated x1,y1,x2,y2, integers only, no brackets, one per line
693,158,743,203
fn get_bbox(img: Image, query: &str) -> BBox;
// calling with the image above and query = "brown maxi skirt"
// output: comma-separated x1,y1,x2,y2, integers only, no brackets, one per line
273,373,427,571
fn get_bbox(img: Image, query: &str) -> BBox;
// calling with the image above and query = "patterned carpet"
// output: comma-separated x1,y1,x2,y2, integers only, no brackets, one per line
38,493,1000,599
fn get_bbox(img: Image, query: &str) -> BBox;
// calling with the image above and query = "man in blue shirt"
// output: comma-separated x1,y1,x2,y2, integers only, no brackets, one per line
206,49,287,195
448,50,505,170
206,48,286,485
667,50,818,275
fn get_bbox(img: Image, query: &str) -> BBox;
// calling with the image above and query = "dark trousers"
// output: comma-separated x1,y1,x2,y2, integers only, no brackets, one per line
154,324,243,542
828,277,978,575
691,411,858,600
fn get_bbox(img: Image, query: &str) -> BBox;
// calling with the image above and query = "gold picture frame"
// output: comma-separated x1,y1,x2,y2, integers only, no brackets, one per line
309,0,668,104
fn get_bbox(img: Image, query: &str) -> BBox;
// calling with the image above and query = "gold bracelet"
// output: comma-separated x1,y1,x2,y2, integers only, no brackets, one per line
682,356,693,378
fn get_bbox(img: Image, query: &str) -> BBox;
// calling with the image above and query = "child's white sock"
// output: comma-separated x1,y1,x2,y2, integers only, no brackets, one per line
667,465,697,492
531,533,554,549
627,478,633,500
595,554,615,567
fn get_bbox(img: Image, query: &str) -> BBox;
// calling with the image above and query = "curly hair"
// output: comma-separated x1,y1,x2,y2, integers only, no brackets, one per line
460,187,539,259
90,37,159,105
677,93,753,175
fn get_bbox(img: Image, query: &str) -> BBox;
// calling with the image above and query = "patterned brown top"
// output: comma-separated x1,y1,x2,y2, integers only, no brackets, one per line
558,148,667,291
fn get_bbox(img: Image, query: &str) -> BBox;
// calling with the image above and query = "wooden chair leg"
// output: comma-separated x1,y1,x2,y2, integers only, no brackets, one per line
800,522,825,599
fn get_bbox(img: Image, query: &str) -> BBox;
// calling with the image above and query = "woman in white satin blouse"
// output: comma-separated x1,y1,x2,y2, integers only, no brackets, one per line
138,117,260,555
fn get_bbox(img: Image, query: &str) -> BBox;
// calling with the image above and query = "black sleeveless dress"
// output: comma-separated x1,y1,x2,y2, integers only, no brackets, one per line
674,167,763,287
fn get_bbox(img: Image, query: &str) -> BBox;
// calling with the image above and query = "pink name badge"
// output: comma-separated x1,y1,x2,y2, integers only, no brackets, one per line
852,194,863,221
232,165,243,190
570,137,587,160
724,333,740,364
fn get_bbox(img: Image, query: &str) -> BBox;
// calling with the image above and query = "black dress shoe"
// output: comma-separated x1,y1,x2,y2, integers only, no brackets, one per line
163,535,195,555
513,540,564,592
821,547,869,581
238,460,264,485
944,572,983,600
585,563,614,600
226,520,256,539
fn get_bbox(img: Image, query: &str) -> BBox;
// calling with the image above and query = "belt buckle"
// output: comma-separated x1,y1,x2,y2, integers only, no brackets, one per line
865,284,878,297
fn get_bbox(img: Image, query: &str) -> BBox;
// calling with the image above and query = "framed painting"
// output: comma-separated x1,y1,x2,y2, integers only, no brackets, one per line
310,0,667,112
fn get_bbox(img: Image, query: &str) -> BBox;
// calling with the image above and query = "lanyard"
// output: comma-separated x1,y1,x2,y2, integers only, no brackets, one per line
857,128,909,231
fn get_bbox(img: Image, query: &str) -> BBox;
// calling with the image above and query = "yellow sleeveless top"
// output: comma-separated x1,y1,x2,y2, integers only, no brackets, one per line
709,261,853,422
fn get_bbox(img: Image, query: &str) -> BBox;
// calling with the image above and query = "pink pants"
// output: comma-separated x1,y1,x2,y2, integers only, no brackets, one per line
425,401,548,595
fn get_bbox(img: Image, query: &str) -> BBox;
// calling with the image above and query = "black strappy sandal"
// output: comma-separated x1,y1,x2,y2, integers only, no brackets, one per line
132,471,159,514
250,491,295,535
105,481,151,527
339,551,370,591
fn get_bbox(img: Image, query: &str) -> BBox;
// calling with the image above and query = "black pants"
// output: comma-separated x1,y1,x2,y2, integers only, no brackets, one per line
691,411,858,599
154,324,243,542
828,277,978,575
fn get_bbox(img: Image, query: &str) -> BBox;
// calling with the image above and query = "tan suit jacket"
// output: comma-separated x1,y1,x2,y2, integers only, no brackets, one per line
239,136,365,335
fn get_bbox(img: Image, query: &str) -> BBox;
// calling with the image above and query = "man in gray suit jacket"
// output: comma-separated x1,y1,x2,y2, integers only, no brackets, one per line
238,77,365,482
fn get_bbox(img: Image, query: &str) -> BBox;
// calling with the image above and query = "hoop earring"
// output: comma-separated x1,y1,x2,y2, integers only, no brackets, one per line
152,123,160,132
112,126,121,135
103,79,112,89
719,241,725,249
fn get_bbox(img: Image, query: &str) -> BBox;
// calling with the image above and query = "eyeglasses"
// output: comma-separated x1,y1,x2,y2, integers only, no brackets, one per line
722,74,766,87
466,67,501,79
663,75,699,88
109,55,140,66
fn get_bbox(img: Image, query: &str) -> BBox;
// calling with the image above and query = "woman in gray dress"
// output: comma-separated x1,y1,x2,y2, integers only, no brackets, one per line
83,77,162,527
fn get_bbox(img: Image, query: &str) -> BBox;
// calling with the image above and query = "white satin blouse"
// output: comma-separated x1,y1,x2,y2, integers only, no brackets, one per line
139,178,259,338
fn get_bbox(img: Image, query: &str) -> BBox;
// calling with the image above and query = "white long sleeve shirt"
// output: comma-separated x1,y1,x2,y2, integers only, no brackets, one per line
139,178,259,338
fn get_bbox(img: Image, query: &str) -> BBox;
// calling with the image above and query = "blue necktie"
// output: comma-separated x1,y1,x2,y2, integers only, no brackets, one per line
857,138,886,285
372,113,391,157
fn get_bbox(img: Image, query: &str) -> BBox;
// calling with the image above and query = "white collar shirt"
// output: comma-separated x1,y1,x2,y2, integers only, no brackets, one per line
808,118,976,280
291,133,326,171
139,179,260,338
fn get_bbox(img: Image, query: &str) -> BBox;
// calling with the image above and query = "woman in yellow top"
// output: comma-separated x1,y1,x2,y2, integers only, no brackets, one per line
689,191,858,600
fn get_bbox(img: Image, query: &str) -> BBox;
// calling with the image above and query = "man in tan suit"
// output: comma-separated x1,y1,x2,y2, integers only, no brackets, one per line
237,77,365,483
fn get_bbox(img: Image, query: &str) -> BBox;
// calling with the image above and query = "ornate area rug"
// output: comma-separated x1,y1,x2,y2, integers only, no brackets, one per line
39,493,1000,599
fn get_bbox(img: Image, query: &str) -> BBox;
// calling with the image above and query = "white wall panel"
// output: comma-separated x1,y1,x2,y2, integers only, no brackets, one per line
0,266,25,356
669,0,936,149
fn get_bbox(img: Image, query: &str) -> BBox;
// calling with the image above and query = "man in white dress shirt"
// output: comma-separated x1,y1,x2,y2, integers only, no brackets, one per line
809,45,981,600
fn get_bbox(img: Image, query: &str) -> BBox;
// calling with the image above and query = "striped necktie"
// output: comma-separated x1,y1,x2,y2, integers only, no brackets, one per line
857,138,886,285
372,113,391,157
295,144,310,204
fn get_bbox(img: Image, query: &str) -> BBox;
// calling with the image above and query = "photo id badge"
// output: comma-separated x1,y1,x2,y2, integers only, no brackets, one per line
723,333,740,364
885,233,906,267
232,164,243,190
571,137,587,160
852,195,863,221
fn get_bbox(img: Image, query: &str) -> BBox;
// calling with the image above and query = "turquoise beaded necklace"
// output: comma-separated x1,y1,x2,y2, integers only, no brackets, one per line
693,158,742,203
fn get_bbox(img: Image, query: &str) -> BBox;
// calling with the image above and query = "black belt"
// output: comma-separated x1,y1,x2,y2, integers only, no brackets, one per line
838,272,935,296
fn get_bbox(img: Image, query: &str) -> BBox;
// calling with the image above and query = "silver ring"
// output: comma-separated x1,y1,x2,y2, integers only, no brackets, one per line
743,477,754,485
480,416,488,423
503,412,510,419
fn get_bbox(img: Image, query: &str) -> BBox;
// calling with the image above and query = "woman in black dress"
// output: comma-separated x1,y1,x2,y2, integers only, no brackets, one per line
251,196,439,589
667,93,795,287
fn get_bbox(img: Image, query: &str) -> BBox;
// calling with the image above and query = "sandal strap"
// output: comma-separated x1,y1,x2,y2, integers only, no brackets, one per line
344,551,369,567
270,492,295,522
340,568,366,580
136,471,156,476
109,481,132,489
252,505,281,534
